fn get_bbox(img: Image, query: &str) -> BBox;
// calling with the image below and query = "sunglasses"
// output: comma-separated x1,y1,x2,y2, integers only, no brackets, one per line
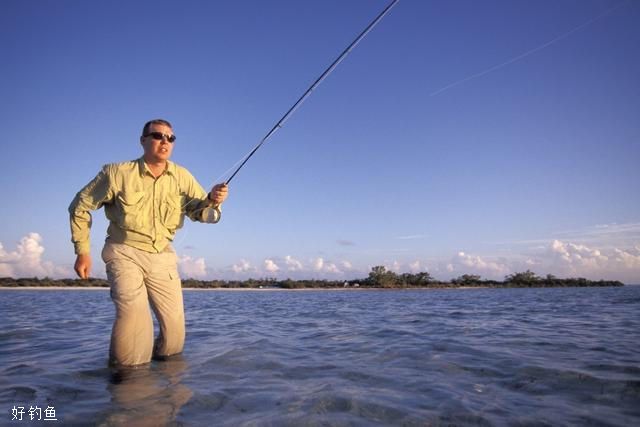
144,132,176,143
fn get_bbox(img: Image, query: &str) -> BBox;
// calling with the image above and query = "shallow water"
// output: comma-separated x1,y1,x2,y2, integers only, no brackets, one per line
1,286,639,426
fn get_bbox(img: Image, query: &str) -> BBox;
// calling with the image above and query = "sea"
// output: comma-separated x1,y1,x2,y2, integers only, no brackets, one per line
1,286,639,426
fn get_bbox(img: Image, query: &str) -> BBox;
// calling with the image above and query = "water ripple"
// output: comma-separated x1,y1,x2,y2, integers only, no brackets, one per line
1,287,639,425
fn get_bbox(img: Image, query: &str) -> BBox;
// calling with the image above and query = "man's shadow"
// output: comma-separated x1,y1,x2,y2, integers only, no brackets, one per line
100,355,192,426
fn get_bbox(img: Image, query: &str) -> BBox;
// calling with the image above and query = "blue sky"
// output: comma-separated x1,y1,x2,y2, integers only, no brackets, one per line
1,0,639,283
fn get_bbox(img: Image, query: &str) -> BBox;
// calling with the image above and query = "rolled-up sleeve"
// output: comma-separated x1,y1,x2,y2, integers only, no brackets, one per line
68,165,113,255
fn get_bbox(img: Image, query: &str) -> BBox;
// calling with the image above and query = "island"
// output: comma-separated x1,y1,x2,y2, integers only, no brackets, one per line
0,267,624,289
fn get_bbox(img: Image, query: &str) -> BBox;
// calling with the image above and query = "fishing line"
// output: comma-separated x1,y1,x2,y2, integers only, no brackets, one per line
179,143,263,212
429,0,629,96
221,0,400,185
181,0,400,214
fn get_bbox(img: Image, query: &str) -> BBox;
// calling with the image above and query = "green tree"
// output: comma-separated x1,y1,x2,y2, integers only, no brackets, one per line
505,270,539,284
368,266,399,287
452,274,482,285
398,272,433,287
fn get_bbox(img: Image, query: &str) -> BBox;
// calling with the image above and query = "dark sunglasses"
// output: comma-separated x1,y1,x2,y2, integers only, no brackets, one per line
144,132,176,143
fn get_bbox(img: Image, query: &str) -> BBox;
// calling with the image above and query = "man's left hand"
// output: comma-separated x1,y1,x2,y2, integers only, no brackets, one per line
209,183,228,206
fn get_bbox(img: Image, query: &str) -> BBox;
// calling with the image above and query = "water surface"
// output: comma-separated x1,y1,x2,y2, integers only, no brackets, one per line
1,286,639,426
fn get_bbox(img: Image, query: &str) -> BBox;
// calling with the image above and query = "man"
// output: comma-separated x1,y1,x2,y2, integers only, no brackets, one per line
69,119,228,366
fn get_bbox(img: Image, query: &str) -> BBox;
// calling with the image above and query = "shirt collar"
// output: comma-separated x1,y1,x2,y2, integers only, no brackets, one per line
137,157,176,177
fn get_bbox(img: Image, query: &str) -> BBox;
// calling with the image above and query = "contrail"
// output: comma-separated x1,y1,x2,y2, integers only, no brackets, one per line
430,1,629,97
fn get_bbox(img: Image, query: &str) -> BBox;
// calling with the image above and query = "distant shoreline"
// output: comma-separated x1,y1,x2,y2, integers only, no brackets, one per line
0,286,490,291
0,285,625,291
0,269,625,289
0,286,109,290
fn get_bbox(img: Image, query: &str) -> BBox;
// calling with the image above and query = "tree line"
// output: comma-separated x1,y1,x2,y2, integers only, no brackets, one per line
0,267,623,289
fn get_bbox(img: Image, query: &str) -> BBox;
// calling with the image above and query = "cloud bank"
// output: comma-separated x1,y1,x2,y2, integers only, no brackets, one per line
178,255,207,279
2,229,638,284
0,233,71,278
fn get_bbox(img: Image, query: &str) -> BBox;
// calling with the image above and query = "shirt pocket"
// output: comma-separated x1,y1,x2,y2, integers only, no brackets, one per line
116,191,146,230
161,194,184,231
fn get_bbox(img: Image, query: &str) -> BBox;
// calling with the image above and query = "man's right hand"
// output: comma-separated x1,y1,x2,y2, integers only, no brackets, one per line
74,254,92,279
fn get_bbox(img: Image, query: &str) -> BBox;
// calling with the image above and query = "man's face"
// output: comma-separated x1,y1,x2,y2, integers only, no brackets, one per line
141,123,175,163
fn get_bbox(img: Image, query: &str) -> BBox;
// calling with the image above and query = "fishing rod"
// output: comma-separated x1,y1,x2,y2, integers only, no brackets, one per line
224,0,400,185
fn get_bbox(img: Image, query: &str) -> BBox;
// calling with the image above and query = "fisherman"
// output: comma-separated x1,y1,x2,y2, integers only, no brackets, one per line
68,119,228,366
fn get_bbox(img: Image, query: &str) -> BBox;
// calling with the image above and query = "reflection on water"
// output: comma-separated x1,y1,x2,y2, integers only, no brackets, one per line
1,286,640,426
101,356,192,426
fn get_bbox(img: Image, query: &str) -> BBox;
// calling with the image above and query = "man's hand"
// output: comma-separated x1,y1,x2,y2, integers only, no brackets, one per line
74,254,92,279
209,183,229,207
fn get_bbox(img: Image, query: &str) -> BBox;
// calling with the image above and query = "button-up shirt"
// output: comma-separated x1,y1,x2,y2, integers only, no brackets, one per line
69,158,220,254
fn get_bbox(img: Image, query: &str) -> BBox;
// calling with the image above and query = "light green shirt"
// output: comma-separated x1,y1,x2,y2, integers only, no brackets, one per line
69,158,221,255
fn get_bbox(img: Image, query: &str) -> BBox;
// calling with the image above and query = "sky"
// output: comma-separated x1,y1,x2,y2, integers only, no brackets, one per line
1,0,639,283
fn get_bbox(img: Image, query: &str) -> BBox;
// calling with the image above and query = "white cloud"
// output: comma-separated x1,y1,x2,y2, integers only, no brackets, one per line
264,259,280,273
178,255,207,278
551,222,640,248
444,251,509,279
396,234,427,240
324,262,340,274
549,239,609,270
544,239,639,282
284,255,303,271
307,257,345,275
183,239,640,283
232,259,253,274
408,260,422,273
612,247,640,269
387,261,402,272
0,233,70,278
427,241,640,283
313,257,324,271
224,256,357,280
0,245,13,276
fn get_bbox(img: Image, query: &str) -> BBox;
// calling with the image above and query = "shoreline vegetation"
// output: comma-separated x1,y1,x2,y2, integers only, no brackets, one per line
0,267,624,289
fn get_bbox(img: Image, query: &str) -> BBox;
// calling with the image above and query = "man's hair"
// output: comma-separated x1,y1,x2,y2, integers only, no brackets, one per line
142,119,172,136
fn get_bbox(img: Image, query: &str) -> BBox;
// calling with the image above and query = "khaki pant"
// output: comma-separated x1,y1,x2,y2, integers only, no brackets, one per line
102,241,185,366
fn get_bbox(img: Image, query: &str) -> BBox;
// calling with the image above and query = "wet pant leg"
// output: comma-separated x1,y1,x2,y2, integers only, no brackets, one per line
102,242,154,366
146,247,185,358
